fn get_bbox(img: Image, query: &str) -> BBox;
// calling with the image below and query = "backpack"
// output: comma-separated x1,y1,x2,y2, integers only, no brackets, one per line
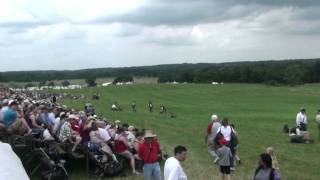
282,124,289,133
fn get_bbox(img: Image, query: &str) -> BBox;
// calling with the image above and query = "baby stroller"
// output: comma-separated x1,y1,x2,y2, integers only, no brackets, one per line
35,147,68,180
87,142,123,179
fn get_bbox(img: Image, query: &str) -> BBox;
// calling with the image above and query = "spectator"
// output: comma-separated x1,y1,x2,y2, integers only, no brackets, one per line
316,110,320,140
114,128,138,175
253,153,281,180
217,118,237,170
138,131,161,180
296,108,307,131
217,138,232,180
205,114,221,161
132,101,137,112
0,141,30,180
133,131,145,153
90,122,118,162
58,115,82,157
148,101,153,112
127,125,136,148
164,145,187,180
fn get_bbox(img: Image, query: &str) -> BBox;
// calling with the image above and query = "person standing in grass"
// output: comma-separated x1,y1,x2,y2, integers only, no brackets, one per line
132,101,137,112
148,101,153,112
296,108,307,131
138,131,161,180
164,145,188,180
217,118,237,170
205,114,221,161
216,138,232,180
253,153,281,180
316,110,320,140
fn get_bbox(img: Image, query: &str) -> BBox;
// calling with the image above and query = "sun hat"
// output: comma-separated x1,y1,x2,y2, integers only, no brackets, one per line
211,114,218,121
144,130,157,138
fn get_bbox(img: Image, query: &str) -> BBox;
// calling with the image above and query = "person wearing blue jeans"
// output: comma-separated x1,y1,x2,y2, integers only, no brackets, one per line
138,131,161,180
143,162,161,180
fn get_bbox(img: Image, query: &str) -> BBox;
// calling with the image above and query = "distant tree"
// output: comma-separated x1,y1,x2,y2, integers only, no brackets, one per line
86,76,97,87
61,80,70,87
38,80,46,88
24,83,35,89
113,75,134,84
48,81,55,88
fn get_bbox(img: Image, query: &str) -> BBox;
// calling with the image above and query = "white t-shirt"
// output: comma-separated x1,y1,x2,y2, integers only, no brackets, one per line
127,131,136,148
316,114,320,124
43,129,54,140
164,157,187,180
53,117,61,133
0,142,30,180
218,126,232,141
99,128,111,142
296,112,307,126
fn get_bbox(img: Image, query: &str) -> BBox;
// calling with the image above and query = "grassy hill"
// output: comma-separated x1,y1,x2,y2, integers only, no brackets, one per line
57,83,320,180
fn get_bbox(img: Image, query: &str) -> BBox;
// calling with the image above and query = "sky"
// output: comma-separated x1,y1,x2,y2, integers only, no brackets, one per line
1,0,320,71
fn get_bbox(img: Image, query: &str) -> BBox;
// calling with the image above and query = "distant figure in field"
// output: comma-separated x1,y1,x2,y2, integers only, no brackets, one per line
296,108,307,131
289,125,311,143
164,145,187,180
52,94,57,104
253,153,281,180
148,101,153,112
316,110,320,140
131,101,137,112
205,114,221,161
160,105,167,114
111,102,121,111
217,138,232,180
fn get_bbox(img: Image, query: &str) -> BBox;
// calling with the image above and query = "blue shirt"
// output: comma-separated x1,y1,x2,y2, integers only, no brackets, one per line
3,108,17,128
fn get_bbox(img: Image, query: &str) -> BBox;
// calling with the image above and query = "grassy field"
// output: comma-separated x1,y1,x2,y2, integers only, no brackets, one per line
56,83,320,180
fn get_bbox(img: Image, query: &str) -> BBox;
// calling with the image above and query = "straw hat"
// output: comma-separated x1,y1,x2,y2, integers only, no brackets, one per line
144,130,157,138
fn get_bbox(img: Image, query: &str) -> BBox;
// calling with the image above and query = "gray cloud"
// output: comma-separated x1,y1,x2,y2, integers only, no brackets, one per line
89,0,320,27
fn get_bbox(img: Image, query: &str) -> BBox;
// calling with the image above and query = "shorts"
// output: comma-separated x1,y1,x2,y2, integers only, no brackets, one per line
220,166,231,175
119,150,133,159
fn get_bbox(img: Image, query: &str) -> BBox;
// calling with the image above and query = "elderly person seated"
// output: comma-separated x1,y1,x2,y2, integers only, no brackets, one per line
89,122,118,162
58,115,82,157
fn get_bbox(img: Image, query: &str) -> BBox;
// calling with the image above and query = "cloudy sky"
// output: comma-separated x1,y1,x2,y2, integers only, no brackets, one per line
1,0,320,71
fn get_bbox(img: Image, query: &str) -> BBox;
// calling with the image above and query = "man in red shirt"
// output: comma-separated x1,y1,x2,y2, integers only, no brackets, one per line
139,130,161,180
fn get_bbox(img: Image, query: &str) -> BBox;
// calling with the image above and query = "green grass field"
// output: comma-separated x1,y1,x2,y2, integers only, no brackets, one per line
56,83,320,180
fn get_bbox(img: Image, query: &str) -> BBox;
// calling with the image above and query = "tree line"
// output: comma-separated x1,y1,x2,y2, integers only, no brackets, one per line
0,59,319,86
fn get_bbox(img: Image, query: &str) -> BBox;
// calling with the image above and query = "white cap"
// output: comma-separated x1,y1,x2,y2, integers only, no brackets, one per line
211,114,218,121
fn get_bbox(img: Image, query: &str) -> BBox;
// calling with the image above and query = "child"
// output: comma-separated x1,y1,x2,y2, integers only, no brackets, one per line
217,138,232,180
266,147,280,170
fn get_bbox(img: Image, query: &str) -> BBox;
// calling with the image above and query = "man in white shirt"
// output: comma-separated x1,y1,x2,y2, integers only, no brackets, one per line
296,108,307,131
0,141,30,180
164,145,188,180
316,110,320,140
